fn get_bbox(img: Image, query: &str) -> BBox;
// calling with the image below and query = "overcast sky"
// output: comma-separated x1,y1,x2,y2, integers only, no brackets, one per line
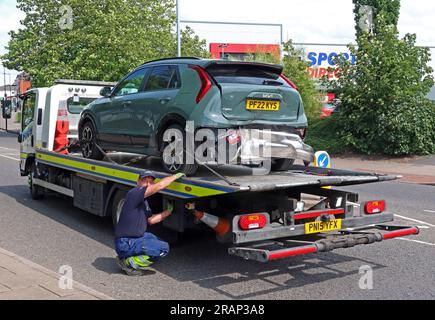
1,0,435,84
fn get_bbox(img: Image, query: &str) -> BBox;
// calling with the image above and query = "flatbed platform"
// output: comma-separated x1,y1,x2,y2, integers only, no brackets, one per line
34,149,400,199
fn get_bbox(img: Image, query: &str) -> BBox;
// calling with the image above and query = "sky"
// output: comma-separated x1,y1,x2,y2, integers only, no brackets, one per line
1,0,435,85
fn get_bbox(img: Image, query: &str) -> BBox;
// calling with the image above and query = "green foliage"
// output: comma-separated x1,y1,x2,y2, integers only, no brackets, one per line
330,0,435,155
281,41,322,120
305,115,348,154
2,0,209,87
15,112,21,124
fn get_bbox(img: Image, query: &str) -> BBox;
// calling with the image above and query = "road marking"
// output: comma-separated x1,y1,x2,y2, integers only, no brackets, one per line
394,214,435,228
0,146,19,151
396,238,435,247
0,154,19,161
424,210,435,213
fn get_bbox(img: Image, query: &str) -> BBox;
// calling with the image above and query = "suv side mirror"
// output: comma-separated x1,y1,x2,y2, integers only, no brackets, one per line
100,86,113,98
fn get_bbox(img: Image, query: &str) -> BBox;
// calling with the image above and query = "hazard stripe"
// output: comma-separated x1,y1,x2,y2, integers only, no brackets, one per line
35,151,234,199
20,153,28,160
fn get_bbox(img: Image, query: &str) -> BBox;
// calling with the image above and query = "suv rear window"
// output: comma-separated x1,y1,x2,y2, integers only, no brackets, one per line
206,65,287,86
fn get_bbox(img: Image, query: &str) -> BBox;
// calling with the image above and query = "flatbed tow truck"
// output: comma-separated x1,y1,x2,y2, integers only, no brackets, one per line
18,80,419,262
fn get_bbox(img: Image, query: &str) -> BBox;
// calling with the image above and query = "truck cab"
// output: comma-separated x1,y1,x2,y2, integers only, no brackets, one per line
19,80,116,176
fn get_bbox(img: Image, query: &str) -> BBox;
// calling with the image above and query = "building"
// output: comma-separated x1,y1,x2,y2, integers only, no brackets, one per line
209,43,280,61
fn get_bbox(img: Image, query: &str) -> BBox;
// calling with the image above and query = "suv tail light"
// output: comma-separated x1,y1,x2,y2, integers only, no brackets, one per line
364,200,385,214
239,214,267,230
189,65,212,103
280,74,299,91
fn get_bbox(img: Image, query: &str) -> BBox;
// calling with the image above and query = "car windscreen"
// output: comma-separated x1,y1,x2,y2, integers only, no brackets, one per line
206,64,287,86
67,97,96,114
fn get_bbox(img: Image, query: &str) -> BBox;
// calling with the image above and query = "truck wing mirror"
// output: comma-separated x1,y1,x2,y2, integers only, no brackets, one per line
100,86,113,98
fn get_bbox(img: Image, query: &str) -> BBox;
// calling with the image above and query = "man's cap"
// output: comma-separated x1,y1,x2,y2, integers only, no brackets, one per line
138,170,156,180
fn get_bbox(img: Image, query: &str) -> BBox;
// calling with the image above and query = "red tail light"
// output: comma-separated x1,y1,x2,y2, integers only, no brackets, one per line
280,74,299,91
189,65,212,103
239,214,267,230
364,200,386,214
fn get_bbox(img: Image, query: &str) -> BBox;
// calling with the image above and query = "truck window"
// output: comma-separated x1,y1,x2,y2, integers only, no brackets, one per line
67,97,96,114
22,93,36,130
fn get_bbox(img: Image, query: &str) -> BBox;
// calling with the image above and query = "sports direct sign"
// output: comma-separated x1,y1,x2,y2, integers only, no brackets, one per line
306,51,356,80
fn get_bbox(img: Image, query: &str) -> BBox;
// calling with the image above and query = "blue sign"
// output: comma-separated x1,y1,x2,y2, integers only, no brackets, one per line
315,151,330,168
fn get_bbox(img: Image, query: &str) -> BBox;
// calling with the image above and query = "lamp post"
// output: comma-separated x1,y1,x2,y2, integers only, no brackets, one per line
218,43,228,59
176,0,181,57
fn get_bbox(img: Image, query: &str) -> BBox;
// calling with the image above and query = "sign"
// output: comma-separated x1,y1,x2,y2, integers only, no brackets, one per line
1,100,12,119
314,151,331,189
314,151,331,169
306,51,356,80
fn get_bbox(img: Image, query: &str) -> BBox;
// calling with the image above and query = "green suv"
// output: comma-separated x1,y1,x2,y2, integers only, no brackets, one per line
78,58,314,175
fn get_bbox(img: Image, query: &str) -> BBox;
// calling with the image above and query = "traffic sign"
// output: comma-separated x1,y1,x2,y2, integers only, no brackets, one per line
314,151,330,169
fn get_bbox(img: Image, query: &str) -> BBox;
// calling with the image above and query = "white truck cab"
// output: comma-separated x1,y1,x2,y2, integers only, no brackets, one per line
19,79,116,176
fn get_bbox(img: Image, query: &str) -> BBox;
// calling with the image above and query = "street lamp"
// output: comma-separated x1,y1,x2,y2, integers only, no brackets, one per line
218,43,228,59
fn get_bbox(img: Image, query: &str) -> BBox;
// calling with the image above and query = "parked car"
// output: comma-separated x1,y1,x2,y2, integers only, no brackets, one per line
78,58,314,175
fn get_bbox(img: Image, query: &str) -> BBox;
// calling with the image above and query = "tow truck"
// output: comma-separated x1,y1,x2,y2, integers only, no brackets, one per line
17,80,419,262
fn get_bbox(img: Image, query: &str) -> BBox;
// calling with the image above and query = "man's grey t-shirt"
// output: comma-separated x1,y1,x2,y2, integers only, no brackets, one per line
115,187,153,239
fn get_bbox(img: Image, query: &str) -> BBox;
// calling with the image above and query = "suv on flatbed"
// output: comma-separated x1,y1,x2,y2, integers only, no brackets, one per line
79,57,314,175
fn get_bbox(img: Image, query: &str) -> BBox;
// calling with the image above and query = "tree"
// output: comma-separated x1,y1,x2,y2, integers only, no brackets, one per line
2,0,209,87
330,0,435,155
246,41,322,120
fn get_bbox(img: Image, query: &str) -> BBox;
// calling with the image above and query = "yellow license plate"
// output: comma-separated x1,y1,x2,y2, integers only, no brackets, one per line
305,219,342,234
246,99,280,111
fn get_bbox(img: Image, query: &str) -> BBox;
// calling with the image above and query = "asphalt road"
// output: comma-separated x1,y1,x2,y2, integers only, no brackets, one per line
0,130,434,300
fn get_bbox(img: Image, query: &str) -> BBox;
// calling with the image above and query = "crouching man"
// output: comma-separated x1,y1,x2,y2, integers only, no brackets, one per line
114,170,185,276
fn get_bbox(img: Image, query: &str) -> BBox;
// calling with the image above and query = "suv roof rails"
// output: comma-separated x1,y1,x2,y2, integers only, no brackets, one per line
142,57,201,65
54,79,117,86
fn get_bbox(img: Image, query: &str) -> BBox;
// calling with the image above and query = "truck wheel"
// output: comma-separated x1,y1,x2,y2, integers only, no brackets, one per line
271,158,295,172
80,121,104,160
160,124,198,176
29,162,44,200
111,189,127,229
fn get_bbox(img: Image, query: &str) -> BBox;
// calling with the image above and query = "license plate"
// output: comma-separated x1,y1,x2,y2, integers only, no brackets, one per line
305,219,342,234
246,99,280,111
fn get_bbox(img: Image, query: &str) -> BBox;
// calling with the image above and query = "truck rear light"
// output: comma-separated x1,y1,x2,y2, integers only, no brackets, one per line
364,200,385,214
189,65,212,103
239,214,267,230
280,74,299,91
227,129,241,145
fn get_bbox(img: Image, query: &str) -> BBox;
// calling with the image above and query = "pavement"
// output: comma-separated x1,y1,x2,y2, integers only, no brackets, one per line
0,247,113,300
332,155,435,185
0,111,20,134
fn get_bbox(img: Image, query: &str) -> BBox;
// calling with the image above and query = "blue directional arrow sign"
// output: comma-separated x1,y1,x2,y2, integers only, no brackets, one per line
315,151,331,169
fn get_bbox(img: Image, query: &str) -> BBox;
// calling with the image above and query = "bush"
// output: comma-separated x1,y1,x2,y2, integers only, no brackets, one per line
305,116,349,154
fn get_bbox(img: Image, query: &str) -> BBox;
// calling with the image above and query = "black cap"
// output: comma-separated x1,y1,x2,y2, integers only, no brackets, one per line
138,170,156,180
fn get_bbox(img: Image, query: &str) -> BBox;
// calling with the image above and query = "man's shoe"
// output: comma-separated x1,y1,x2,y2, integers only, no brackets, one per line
116,257,147,276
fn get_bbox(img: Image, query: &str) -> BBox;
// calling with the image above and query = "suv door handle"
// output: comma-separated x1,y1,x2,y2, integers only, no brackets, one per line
159,97,172,104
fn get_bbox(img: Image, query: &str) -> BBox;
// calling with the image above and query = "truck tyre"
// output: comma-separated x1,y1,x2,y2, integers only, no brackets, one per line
111,189,127,229
271,158,295,172
79,121,104,160
160,124,198,176
29,162,44,200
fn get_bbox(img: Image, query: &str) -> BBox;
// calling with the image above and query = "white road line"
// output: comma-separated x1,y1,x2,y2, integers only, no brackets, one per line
0,146,19,151
0,154,19,161
0,153,19,156
424,210,435,213
396,238,435,247
394,214,435,228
